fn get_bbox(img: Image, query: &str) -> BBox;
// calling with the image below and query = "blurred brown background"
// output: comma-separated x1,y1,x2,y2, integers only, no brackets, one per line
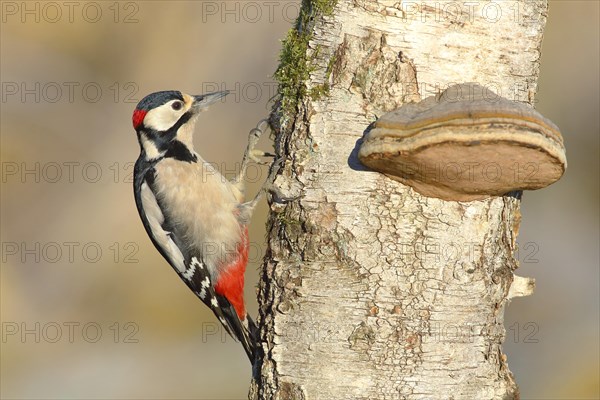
0,1,598,399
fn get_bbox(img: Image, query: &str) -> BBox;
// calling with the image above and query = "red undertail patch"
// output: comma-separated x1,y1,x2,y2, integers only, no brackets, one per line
214,227,249,320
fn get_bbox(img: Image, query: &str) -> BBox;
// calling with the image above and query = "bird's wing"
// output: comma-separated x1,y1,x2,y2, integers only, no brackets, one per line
133,160,255,359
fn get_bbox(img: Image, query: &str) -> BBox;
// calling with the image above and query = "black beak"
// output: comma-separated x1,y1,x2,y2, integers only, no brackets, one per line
193,91,229,111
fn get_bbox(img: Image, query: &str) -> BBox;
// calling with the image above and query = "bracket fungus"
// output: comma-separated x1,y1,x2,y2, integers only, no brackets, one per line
358,83,567,201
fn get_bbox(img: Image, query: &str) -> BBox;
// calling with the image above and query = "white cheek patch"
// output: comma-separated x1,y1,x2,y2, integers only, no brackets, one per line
143,101,186,132
140,181,186,273
141,135,165,160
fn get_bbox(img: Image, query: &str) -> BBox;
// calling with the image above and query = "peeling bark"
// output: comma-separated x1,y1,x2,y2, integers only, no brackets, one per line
251,1,548,399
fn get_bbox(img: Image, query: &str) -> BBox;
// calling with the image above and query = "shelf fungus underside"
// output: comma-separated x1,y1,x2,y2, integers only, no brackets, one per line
358,83,567,201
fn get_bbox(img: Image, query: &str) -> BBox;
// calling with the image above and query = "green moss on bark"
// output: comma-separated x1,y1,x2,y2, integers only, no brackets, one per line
273,0,338,117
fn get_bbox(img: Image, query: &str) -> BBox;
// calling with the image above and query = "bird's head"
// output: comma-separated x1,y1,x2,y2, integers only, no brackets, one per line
132,90,229,159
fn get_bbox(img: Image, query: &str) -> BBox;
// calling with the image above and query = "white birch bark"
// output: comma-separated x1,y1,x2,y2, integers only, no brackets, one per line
252,1,548,399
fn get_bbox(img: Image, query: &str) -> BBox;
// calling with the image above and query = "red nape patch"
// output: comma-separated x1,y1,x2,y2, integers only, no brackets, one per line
215,228,249,319
132,109,147,129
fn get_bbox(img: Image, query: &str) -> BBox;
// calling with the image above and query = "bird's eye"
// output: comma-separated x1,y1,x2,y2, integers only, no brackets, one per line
172,101,183,111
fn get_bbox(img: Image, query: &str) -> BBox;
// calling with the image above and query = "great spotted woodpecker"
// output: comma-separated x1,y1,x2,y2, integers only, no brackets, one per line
131,90,271,361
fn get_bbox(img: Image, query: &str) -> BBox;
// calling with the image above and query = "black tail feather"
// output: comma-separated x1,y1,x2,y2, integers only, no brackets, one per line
244,315,259,362
211,294,257,363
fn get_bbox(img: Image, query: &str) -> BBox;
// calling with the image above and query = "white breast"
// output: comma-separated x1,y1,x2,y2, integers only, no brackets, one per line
152,157,244,277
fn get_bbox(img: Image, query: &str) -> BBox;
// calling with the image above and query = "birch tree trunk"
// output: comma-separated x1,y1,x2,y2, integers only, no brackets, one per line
251,1,548,399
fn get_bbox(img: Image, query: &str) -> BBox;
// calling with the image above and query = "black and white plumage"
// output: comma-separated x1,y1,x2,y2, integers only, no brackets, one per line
131,90,259,361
